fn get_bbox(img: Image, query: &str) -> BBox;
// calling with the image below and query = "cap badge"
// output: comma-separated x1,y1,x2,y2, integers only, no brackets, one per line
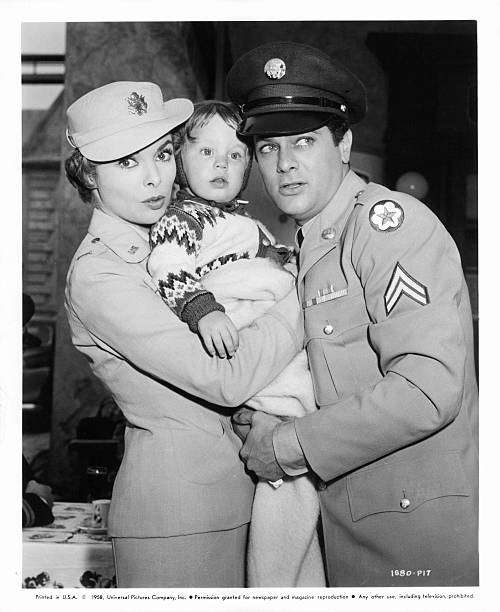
264,58,286,80
369,200,404,232
126,92,148,116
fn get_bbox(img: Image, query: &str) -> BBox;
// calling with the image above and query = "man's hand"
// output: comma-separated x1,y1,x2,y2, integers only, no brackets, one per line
240,412,285,482
198,311,239,358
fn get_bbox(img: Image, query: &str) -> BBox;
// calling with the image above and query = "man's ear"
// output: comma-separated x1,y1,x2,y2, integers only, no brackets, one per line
339,129,353,164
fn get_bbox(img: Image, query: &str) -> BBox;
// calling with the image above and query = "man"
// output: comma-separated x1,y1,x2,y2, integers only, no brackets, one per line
227,42,478,587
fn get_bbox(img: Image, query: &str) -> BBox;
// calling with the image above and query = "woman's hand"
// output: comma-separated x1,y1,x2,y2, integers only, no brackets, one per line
198,311,240,358
231,406,255,441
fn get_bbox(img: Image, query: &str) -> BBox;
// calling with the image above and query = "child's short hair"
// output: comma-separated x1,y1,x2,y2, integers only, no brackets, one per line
173,100,246,152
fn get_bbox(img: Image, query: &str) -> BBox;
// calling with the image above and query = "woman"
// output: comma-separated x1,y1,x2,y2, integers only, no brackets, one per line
64,81,303,587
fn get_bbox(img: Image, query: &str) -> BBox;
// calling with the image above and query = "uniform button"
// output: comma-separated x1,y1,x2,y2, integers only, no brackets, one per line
262,239,270,247
321,227,336,240
323,324,334,335
400,497,411,510
317,480,327,491
91,237,100,243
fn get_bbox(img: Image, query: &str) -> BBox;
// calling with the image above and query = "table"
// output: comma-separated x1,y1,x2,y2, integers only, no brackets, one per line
23,502,115,588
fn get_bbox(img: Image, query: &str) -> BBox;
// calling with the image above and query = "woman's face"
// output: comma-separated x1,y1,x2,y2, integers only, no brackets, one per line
93,135,175,226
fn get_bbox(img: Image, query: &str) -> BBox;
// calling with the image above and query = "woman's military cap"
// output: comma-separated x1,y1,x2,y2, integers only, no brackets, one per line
226,41,366,136
66,82,193,162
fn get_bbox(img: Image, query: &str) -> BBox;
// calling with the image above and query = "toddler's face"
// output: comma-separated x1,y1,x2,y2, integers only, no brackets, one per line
181,114,249,203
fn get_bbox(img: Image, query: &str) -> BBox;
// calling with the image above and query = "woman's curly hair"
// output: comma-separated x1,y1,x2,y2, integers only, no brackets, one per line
65,150,97,204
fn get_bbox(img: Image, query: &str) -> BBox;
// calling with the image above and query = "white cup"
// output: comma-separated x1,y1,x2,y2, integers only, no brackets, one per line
91,499,111,529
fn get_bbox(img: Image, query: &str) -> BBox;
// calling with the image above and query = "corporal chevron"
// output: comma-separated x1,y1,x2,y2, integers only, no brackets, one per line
384,262,429,315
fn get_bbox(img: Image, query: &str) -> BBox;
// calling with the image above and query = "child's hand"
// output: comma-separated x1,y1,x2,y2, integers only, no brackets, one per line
198,311,239,358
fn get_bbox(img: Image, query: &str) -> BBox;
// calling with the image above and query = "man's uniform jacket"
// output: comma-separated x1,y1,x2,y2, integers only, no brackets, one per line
295,171,478,587
65,208,303,540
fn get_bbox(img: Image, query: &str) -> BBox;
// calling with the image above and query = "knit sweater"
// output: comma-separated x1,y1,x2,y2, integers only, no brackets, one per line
148,191,290,331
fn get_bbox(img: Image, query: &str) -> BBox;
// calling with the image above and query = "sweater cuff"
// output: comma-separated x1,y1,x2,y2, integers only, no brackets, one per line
180,292,225,333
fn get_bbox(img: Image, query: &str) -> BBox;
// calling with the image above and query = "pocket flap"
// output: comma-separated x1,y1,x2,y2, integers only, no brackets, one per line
304,291,367,341
347,452,470,522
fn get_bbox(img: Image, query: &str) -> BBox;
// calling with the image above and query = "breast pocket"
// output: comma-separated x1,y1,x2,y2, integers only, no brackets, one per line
305,291,378,405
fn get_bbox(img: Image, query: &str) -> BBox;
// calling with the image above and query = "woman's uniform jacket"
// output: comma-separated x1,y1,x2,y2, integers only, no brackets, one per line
294,170,478,587
65,208,303,539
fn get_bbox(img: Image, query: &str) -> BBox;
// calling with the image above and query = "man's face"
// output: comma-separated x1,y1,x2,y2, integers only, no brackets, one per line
255,126,352,225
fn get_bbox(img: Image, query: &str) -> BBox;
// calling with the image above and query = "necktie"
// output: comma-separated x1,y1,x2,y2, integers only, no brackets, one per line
296,228,304,248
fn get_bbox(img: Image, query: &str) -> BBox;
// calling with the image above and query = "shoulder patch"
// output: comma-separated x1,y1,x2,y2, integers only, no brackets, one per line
369,200,404,232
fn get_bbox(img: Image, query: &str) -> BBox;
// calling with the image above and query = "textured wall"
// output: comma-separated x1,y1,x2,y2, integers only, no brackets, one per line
51,22,205,497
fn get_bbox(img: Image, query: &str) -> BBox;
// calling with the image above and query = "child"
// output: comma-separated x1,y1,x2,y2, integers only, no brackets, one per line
148,101,325,587
148,100,291,359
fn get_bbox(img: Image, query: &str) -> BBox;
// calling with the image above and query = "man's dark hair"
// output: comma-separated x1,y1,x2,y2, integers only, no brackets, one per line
325,115,349,145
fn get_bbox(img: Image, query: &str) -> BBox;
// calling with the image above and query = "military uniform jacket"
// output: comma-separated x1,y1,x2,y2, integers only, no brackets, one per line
295,171,478,586
65,208,303,539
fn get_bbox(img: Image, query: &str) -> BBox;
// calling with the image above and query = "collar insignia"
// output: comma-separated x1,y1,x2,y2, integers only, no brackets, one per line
321,227,336,241
127,92,148,116
264,58,286,79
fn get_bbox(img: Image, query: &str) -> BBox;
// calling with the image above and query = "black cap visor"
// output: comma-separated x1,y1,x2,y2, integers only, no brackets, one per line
238,111,339,137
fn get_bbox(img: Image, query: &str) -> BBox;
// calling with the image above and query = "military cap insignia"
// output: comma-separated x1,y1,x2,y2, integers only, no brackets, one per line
126,92,148,116
264,58,286,79
384,262,429,316
369,200,404,232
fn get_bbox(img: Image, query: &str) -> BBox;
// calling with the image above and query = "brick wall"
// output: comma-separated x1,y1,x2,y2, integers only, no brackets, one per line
22,165,60,319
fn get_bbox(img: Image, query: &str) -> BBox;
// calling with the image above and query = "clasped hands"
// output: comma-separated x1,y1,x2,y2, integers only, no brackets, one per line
232,407,286,482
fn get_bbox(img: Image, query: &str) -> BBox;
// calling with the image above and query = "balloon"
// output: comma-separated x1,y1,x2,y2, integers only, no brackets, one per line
395,172,429,200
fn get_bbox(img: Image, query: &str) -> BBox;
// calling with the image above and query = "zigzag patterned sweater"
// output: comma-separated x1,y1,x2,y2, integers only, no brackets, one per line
148,193,281,331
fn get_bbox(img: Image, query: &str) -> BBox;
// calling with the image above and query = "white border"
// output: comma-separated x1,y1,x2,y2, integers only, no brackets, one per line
2,1,498,610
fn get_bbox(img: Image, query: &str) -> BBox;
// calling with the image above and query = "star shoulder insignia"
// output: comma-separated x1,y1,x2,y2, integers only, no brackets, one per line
369,200,404,232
